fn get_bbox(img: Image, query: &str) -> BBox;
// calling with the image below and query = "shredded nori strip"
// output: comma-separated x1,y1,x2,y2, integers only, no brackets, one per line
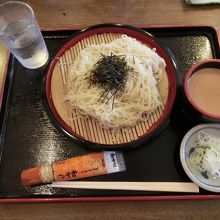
89,53,133,109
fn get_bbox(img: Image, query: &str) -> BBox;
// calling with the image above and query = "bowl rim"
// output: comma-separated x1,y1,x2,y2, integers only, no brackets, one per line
44,23,177,150
180,123,220,192
184,59,220,120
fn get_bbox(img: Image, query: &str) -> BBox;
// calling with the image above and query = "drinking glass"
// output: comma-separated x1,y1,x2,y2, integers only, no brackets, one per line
0,1,49,69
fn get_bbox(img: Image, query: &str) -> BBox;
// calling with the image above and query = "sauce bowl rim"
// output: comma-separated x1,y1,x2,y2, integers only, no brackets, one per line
184,59,220,120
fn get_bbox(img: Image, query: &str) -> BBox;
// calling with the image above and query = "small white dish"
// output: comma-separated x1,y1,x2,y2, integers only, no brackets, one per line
180,123,220,192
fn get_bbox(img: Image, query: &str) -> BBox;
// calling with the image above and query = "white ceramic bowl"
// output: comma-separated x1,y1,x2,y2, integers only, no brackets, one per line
180,124,220,192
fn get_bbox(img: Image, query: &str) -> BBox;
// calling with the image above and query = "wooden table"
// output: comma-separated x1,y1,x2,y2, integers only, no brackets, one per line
1,0,220,219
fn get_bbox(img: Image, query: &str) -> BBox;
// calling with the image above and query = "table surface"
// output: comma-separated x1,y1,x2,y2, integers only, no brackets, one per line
1,0,220,219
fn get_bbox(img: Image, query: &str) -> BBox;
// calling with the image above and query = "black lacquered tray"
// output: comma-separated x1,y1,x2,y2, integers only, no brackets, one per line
0,26,220,202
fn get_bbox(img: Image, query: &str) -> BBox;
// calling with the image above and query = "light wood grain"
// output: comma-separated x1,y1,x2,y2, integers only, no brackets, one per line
1,0,220,219
24,0,220,42
0,44,7,107
1,200,220,220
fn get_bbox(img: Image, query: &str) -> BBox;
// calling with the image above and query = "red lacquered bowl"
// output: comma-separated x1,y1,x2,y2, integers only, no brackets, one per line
183,59,220,123
44,23,177,150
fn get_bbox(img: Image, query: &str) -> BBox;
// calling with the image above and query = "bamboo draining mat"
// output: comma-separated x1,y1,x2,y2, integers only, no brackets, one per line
51,33,169,145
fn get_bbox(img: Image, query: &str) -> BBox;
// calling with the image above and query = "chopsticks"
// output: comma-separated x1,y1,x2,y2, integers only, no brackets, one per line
51,181,199,193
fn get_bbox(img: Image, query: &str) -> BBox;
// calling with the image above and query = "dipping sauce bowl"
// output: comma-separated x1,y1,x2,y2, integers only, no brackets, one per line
183,59,220,122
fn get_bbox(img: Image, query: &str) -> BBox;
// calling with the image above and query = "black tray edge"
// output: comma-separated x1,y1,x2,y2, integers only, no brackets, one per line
0,25,220,203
